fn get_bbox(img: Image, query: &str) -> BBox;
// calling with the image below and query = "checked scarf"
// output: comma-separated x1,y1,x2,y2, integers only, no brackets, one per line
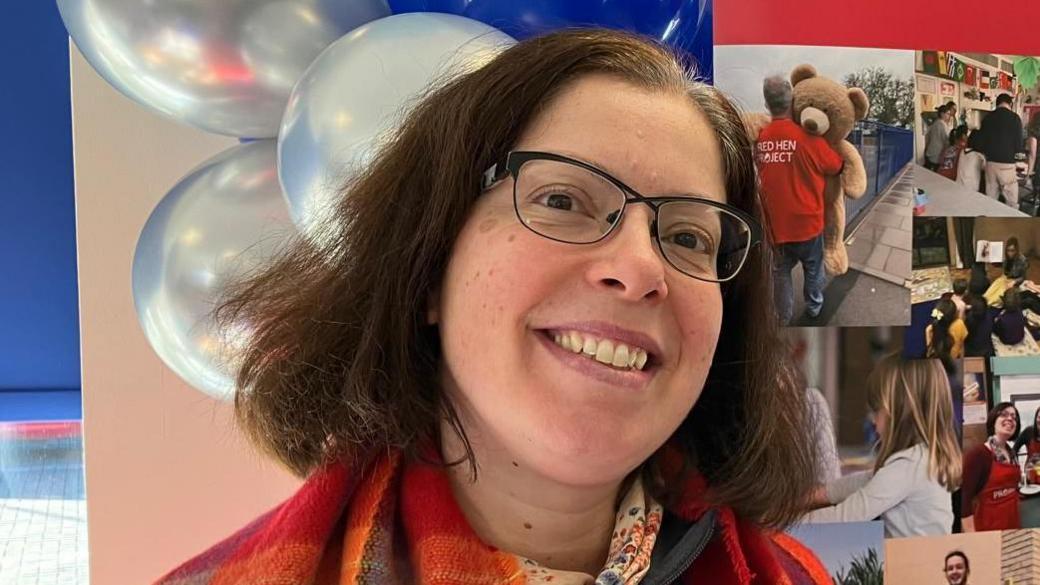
155,448,832,585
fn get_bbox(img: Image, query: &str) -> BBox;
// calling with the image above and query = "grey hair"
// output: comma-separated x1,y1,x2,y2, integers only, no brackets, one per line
763,75,792,117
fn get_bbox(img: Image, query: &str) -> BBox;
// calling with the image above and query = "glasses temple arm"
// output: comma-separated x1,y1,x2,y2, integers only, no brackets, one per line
480,159,509,191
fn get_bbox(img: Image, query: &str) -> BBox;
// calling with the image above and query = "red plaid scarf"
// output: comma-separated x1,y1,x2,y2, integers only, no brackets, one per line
155,449,832,585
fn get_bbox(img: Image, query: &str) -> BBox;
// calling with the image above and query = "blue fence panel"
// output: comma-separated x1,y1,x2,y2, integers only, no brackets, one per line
844,121,913,227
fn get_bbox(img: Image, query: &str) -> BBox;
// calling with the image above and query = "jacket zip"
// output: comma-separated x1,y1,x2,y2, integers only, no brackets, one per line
643,509,718,585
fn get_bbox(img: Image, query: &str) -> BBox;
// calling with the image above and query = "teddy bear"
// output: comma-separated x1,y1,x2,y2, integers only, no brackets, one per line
745,64,869,276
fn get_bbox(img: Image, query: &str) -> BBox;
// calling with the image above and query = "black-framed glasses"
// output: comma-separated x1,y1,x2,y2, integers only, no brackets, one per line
480,151,762,283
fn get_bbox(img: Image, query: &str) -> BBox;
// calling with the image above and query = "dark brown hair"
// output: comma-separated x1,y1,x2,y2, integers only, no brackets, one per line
944,550,969,572
986,402,1020,439
216,28,818,529
1004,287,1022,312
927,298,958,365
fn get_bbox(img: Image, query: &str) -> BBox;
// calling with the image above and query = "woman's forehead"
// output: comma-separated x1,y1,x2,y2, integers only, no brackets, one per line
512,76,727,202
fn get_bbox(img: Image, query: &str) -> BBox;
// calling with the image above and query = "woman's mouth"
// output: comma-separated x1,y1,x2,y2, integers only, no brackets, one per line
550,329,652,371
531,327,660,391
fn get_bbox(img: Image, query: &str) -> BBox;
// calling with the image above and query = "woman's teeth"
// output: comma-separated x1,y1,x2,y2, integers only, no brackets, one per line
551,331,650,371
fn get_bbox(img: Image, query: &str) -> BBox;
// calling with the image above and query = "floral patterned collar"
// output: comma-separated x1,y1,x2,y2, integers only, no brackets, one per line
988,436,1015,464
518,475,664,584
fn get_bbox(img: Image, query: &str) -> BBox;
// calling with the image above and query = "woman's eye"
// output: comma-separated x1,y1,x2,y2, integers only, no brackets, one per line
533,187,593,215
545,193,574,210
669,230,713,253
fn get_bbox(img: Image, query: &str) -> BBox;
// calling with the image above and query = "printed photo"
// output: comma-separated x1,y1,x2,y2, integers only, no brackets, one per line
715,45,914,327
908,217,1040,362
962,356,1040,533
913,50,1038,217
787,521,885,585
886,531,1000,584
785,327,962,538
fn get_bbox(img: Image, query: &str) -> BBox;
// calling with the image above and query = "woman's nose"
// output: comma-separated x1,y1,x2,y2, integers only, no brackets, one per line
584,205,669,302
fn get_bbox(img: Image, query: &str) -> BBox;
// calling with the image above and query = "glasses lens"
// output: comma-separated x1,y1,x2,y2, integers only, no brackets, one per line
657,201,752,282
514,159,625,244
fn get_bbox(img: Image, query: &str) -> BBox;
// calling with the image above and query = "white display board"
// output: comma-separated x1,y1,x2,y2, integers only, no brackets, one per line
1002,374,1040,434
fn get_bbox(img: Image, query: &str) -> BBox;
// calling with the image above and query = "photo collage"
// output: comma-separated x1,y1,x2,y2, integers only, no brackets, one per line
716,46,1040,583
8,2,1036,583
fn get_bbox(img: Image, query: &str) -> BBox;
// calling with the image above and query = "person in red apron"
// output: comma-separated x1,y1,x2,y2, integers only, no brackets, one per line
962,402,1022,531
1014,409,1040,484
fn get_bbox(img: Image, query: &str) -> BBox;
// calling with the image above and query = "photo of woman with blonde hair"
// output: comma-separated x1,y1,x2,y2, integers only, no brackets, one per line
802,354,962,537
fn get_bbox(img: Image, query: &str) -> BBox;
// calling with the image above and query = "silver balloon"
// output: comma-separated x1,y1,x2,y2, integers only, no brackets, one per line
278,13,514,237
57,0,391,138
132,140,295,400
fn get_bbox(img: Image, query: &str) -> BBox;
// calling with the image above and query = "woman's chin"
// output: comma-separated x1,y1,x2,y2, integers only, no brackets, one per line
517,432,653,486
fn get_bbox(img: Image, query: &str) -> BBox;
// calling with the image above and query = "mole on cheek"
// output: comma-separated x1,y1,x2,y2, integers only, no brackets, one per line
523,522,533,530
507,234,515,242
479,218,498,233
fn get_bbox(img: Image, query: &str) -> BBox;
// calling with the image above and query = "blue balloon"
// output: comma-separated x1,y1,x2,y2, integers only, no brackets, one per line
387,0,713,80
387,0,471,12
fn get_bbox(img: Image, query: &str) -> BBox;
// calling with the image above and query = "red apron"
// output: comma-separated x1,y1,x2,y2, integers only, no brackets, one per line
974,452,1022,531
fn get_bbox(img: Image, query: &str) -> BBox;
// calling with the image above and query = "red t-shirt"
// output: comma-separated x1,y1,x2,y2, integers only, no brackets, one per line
755,119,844,245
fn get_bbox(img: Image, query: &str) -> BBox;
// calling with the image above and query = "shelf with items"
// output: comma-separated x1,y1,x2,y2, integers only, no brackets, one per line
963,99,993,112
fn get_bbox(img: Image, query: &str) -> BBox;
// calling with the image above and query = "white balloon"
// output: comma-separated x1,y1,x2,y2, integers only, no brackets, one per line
132,141,295,400
57,0,391,137
277,12,515,237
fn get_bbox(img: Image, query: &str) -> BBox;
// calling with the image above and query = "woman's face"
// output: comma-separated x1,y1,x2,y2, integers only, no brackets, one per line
872,410,889,436
435,75,727,486
1008,244,1019,259
995,406,1018,441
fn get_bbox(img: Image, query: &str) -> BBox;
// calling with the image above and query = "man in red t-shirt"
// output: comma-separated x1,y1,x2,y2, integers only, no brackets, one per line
756,75,844,324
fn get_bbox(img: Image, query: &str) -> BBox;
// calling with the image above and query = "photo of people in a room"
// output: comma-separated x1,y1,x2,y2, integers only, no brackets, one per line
961,356,1040,533
715,46,914,327
909,217,1040,360
784,327,962,538
913,50,1039,217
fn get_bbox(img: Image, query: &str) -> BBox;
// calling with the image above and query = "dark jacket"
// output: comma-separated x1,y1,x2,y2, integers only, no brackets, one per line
976,107,1024,164
964,305,996,357
994,309,1027,345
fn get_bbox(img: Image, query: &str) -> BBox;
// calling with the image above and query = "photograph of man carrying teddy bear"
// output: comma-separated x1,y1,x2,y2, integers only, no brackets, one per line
715,45,915,327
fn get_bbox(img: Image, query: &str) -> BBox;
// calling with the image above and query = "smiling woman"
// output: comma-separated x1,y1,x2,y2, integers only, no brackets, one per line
962,402,1023,533
155,29,829,584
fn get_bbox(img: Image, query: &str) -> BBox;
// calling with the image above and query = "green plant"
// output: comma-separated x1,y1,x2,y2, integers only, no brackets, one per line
834,548,884,585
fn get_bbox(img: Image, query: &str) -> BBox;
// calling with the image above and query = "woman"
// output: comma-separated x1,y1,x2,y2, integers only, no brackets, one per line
926,298,968,364
1013,409,1040,484
962,402,1022,532
155,30,829,584
984,237,1029,307
801,355,961,537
